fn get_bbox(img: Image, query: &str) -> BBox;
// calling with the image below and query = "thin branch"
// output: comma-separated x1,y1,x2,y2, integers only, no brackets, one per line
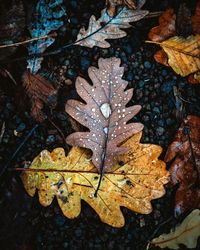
0,124,39,177
0,34,56,49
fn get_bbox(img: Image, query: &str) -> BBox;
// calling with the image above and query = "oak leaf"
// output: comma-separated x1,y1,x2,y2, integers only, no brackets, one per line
21,132,169,227
152,209,200,249
76,7,148,48
65,57,144,173
22,70,57,122
27,0,65,74
165,115,200,217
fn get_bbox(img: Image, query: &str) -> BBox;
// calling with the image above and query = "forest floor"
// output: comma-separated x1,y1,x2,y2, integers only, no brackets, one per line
0,0,200,250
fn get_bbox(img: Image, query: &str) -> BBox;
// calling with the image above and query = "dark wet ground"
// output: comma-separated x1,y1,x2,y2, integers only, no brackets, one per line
0,0,200,249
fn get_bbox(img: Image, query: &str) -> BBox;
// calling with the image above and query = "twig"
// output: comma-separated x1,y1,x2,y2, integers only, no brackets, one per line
183,123,200,187
145,11,163,18
0,68,17,85
0,122,5,143
0,124,39,177
48,118,67,149
0,34,56,49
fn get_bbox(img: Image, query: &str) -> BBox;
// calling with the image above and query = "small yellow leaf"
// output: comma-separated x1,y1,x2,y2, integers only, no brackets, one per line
160,35,200,77
152,209,200,249
21,132,169,228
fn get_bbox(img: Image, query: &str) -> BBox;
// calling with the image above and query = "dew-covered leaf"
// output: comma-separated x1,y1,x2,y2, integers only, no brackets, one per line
65,57,144,173
21,132,169,227
76,7,148,48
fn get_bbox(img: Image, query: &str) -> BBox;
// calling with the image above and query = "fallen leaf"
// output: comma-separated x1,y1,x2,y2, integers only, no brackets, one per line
148,8,176,42
192,1,200,34
65,57,144,173
21,132,169,227
27,0,66,74
165,115,200,217
154,49,169,67
148,2,200,83
106,0,137,16
76,7,148,48
152,209,200,249
154,35,200,77
22,70,57,122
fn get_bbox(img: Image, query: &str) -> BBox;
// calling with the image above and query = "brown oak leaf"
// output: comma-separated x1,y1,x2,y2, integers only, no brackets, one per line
65,57,144,173
165,115,200,217
22,70,57,122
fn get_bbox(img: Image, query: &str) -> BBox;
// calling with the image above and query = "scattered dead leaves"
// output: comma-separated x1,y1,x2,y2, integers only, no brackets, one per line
21,132,169,227
147,1,200,83
165,115,200,217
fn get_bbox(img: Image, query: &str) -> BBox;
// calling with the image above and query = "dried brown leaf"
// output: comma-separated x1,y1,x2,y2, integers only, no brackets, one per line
148,9,176,42
22,70,57,122
165,115,200,217
65,57,144,173
106,0,136,16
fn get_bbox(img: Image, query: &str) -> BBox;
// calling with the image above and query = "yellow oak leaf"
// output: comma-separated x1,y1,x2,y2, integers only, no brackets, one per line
159,35,200,77
21,132,169,228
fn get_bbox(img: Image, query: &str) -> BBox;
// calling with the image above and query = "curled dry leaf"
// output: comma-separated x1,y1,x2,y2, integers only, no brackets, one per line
165,115,200,217
148,8,176,42
21,132,169,227
22,70,57,122
65,57,144,173
76,7,148,48
106,0,146,16
152,209,200,249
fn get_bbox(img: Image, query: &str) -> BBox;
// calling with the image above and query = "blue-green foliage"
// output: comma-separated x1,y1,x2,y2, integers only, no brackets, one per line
27,0,66,74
